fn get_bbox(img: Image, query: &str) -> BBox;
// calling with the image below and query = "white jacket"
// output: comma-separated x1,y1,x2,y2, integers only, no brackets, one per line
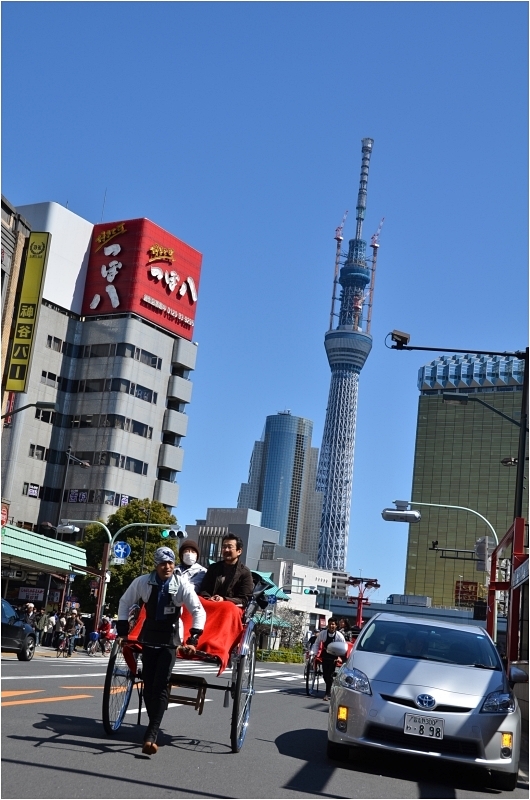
310,628,346,656
118,571,206,642
174,562,207,591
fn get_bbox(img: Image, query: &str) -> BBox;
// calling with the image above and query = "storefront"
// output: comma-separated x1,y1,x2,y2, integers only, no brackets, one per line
1,523,87,610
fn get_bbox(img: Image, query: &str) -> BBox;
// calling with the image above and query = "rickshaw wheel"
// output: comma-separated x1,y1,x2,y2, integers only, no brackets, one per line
305,654,321,696
230,628,257,753
102,639,136,734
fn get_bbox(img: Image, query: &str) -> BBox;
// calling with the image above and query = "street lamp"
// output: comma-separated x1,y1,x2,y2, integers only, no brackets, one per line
63,519,175,628
40,521,81,609
1,400,58,420
442,392,528,432
382,499,499,546
56,446,90,533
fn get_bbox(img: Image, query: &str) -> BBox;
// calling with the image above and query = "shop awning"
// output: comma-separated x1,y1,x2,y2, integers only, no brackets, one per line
1,524,88,576
251,570,291,600
254,612,291,628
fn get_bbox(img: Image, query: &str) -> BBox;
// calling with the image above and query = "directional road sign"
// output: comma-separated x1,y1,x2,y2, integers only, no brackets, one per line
113,541,131,559
267,594,277,605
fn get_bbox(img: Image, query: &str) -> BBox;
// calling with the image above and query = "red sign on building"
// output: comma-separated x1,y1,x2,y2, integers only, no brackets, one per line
81,218,202,341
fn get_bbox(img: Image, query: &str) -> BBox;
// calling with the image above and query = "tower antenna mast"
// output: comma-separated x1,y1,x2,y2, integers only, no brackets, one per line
365,217,384,334
329,210,348,330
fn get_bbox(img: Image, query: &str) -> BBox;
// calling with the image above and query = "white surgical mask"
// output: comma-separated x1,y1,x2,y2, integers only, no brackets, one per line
182,552,197,566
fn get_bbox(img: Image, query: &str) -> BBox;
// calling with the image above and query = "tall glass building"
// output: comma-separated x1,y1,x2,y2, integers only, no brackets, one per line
404,354,526,608
238,411,323,562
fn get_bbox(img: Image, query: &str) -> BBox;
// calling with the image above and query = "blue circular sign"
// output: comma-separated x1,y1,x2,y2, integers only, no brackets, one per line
267,594,277,605
113,541,131,559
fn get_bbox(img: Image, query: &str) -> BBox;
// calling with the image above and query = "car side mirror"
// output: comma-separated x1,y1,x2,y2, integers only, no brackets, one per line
327,641,348,658
9,615,17,624
508,665,528,685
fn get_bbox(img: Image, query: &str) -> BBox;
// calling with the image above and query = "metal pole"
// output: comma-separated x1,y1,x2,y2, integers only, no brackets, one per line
56,446,72,534
139,505,151,575
407,500,499,545
514,347,528,519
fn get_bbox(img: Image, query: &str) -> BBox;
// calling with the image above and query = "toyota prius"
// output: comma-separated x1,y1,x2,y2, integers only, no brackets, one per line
326,613,527,791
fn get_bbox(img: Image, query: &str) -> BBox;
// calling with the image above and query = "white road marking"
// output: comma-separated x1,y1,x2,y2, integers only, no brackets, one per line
255,689,281,693
1,672,107,680
126,699,212,714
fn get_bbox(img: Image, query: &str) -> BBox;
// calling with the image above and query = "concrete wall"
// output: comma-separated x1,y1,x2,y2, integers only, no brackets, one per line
17,202,93,315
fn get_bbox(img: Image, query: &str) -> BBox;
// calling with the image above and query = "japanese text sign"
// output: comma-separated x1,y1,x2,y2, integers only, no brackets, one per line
81,218,202,341
5,233,51,391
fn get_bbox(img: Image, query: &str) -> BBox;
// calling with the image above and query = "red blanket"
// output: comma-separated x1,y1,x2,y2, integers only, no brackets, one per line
126,597,243,675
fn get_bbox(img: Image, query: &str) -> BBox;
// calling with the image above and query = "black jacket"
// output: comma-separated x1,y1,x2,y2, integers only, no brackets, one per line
199,559,254,606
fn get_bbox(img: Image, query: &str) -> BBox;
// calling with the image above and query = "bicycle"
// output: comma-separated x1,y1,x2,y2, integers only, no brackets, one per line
305,652,322,696
56,634,71,658
87,633,113,656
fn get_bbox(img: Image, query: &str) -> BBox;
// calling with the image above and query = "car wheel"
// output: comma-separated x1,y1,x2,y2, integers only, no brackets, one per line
490,770,518,791
17,635,36,661
327,740,349,762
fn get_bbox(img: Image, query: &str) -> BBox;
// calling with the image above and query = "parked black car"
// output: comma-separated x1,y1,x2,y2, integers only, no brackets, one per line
1,599,36,661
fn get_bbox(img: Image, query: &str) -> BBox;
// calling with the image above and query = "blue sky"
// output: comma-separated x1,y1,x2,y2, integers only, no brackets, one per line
3,2,528,599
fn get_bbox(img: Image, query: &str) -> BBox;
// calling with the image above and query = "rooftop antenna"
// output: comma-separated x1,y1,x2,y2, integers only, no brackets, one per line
100,188,107,223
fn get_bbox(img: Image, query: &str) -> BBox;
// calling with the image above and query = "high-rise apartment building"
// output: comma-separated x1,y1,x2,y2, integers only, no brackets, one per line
237,411,323,562
404,354,526,608
1,202,202,534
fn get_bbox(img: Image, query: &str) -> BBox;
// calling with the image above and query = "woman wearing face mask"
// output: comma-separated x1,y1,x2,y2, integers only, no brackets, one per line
175,540,207,591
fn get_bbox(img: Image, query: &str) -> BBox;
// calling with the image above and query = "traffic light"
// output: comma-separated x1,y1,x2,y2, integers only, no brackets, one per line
474,536,491,572
160,529,187,540
303,587,319,595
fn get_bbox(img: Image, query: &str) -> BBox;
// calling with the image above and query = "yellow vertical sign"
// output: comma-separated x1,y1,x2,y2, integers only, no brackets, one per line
5,232,51,392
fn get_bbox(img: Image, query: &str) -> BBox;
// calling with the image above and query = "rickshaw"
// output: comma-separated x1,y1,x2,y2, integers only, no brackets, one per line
101,578,269,753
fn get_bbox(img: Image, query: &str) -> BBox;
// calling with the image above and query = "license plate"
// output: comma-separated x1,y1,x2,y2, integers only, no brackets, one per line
404,713,444,739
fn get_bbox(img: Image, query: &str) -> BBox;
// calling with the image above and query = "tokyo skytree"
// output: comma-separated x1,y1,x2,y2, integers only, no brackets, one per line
317,138,379,570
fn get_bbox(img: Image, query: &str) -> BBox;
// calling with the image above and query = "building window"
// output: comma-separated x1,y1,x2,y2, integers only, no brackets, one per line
28,444,46,460
23,482,40,498
46,335,63,352
35,408,55,424
291,577,303,594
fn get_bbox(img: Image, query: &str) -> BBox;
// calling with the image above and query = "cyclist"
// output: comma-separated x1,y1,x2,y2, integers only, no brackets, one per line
116,546,206,755
310,618,346,701
98,616,113,654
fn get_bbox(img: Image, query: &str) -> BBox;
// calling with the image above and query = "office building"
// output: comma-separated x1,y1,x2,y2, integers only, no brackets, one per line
186,507,280,571
1,202,202,534
237,411,323,561
404,353,526,607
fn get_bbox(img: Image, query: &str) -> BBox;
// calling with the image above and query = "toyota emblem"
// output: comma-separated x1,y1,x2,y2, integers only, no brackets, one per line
416,694,436,709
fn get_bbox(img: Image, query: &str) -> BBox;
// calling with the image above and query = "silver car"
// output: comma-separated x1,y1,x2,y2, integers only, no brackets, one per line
327,613,527,791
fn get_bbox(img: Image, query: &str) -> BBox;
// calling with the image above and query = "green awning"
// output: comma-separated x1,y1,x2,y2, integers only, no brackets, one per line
251,570,291,600
254,612,291,628
1,524,88,575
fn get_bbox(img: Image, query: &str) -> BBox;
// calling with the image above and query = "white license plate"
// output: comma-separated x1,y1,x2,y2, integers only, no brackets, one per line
404,713,444,739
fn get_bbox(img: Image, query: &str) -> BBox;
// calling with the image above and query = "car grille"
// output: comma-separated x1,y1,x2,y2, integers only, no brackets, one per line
364,723,481,757
379,694,473,713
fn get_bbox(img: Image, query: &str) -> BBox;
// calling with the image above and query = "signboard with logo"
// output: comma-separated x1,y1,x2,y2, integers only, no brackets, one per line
18,587,44,602
5,232,51,392
81,218,202,341
1,501,9,526
454,580,478,605
1,567,27,581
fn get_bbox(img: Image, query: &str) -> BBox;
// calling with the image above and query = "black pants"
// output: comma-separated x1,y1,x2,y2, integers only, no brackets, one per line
141,646,176,742
322,655,337,696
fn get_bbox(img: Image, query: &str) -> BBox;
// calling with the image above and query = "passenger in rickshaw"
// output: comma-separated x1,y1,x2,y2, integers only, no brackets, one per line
116,546,206,755
199,534,254,606
174,539,207,591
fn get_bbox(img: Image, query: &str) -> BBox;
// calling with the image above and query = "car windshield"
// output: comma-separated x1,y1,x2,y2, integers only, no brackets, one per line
356,618,501,669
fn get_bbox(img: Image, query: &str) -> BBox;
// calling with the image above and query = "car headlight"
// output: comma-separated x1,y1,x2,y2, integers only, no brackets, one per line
481,690,516,713
337,666,372,695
